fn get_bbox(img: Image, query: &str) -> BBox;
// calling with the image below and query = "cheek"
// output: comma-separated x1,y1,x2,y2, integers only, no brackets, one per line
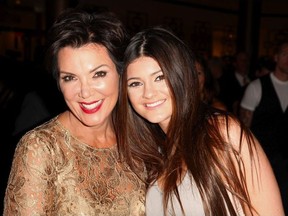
161,83,172,96
127,91,135,103
59,84,76,100
94,77,120,98
127,90,141,107
280,56,288,63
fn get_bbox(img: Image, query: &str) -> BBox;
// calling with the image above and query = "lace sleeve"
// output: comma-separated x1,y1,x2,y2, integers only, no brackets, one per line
4,130,56,216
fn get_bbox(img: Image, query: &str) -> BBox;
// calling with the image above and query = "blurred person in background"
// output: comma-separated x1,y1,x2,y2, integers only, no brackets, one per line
218,51,251,116
195,54,227,111
240,40,288,214
254,55,275,78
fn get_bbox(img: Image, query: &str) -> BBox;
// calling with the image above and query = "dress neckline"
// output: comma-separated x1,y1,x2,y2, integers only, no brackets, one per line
54,115,117,150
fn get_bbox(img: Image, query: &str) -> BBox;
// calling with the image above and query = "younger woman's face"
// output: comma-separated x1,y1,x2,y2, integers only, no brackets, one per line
126,56,172,132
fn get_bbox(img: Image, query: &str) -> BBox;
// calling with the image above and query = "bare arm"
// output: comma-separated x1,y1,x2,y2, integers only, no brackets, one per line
227,118,284,216
239,107,253,128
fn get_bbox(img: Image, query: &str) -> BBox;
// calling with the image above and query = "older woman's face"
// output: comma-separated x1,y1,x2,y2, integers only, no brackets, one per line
126,56,172,132
58,43,119,127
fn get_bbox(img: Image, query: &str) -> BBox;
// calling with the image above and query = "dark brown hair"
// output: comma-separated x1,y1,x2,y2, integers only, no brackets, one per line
45,8,129,140
118,26,258,216
46,7,128,83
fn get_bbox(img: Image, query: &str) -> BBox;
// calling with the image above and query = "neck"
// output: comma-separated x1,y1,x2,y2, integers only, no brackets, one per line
274,68,288,81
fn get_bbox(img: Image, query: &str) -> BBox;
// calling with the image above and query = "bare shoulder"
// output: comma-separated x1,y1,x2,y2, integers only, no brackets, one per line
214,114,248,150
214,114,285,215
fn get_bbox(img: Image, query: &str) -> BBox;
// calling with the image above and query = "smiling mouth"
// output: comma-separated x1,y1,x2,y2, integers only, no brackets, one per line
81,100,103,110
145,99,165,108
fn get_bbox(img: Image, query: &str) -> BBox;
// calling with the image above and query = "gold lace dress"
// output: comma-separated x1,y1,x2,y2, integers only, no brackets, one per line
4,116,146,216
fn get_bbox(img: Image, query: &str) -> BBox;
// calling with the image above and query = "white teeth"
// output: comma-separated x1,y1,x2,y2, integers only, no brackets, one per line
146,100,164,107
82,100,102,110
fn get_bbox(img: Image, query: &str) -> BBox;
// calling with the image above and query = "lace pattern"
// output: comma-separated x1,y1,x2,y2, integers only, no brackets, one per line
4,117,146,216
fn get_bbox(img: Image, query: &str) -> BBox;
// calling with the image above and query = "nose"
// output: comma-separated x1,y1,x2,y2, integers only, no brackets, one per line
79,81,92,99
143,83,155,99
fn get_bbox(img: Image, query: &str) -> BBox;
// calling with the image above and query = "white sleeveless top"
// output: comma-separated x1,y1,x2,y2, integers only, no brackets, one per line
145,172,245,216
241,73,288,112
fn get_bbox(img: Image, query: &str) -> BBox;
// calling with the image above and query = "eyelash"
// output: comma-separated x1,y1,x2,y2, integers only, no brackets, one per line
61,75,74,82
128,82,141,87
128,74,165,88
95,71,107,78
61,71,107,82
156,74,165,81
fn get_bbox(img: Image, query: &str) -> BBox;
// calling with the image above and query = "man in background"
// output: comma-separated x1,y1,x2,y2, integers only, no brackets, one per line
239,41,288,214
218,51,251,116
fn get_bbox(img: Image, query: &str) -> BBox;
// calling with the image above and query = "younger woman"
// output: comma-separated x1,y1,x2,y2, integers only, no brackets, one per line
118,27,284,216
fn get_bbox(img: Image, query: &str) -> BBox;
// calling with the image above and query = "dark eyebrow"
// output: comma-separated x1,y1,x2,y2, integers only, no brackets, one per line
59,64,110,75
90,64,110,73
127,69,162,81
152,70,162,75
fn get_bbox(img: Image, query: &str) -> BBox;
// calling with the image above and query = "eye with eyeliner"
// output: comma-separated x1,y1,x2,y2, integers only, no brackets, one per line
128,80,142,88
61,74,75,82
127,73,165,88
155,74,165,81
94,71,107,78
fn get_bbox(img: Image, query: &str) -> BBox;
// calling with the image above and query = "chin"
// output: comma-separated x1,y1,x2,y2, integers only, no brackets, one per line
148,118,165,124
